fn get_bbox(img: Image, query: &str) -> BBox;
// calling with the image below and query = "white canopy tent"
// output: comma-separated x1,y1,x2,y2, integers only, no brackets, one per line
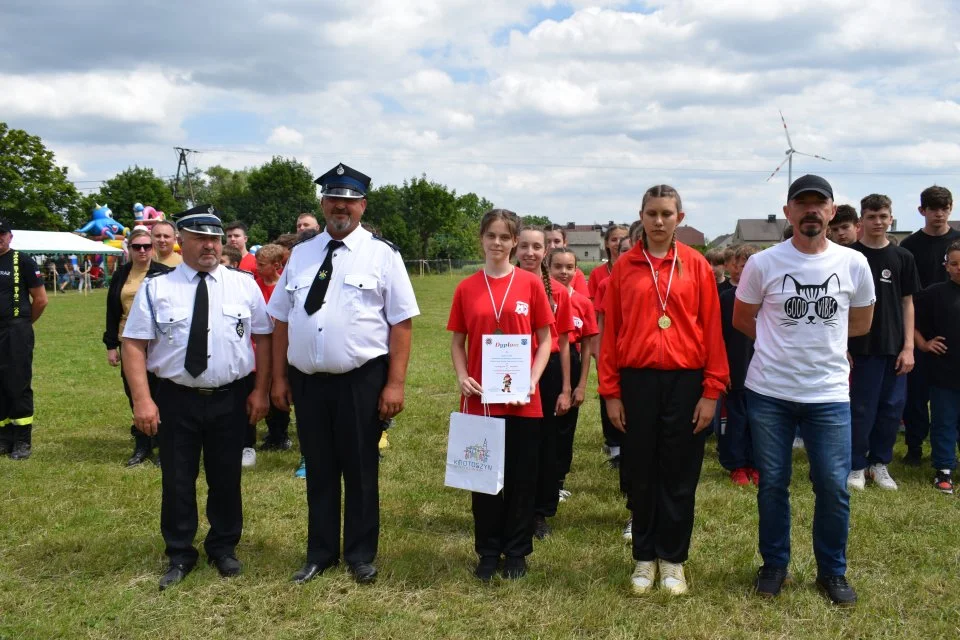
9,229,124,255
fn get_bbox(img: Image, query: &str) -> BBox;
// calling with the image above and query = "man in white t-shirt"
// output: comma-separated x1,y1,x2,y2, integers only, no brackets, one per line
733,175,875,607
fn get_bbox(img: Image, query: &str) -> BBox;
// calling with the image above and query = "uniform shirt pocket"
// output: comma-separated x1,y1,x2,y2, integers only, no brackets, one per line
343,274,381,312
285,277,314,308
155,306,190,343
222,303,252,339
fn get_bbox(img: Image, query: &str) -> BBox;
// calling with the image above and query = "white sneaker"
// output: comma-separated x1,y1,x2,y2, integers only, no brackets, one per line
558,489,571,502
793,437,805,450
622,517,633,542
847,469,866,491
630,560,656,594
242,447,257,468
867,463,898,490
658,559,688,595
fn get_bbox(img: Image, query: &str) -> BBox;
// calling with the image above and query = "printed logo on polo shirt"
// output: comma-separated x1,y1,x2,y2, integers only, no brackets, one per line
573,316,583,329
514,300,529,316
881,268,892,284
780,274,840,328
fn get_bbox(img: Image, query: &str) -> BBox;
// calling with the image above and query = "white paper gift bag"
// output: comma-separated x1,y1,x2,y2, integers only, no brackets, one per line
444,407,506,496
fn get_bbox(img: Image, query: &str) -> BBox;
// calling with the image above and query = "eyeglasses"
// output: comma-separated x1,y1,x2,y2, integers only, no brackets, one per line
130,244,153,252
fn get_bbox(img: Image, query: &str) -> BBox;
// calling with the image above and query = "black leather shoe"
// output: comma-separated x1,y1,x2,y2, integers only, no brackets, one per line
533,515,551,540
348,562,378,584
0,433,12,456
817,574,857,606
127,447,151,467
474,556,499,582
502,556,527,579
159,563,193,591
209,555,242,578
292,561,336,584
10,441,31,460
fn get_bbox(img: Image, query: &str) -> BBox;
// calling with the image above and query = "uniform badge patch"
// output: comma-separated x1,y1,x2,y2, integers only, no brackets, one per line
236,318,245,338
318,270,328,280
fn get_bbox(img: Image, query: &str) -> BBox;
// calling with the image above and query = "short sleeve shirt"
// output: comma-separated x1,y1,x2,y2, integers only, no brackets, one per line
547,278,576,353
447,268,554,418
848,242,920,355
568,289,599,347
267,227,420,374
122,264,273,387
0,251,42,320
736,240,875,403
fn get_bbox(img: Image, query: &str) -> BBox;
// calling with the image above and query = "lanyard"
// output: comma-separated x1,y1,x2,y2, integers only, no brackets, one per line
642,247,676,318
483,267,516,333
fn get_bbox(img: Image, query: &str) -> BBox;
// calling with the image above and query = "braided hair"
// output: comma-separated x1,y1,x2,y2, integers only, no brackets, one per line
639,184,684,277
518,226,555,311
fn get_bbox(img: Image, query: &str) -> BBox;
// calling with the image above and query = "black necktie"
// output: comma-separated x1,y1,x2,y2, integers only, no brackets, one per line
304,240,343,315
185,272,209,377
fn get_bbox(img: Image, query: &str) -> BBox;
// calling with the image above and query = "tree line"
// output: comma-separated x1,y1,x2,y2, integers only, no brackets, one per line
1,122,551,260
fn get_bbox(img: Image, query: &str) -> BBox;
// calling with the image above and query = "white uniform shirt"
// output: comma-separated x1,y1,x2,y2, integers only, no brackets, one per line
736,240,875,404
123,263,273,387
267,226,420,374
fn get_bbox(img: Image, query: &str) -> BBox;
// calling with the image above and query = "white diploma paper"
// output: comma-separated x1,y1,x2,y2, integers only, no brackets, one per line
481,334,532,404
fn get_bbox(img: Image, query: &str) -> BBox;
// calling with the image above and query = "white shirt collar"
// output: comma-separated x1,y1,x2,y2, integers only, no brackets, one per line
178,262,223,283
320,225,370,253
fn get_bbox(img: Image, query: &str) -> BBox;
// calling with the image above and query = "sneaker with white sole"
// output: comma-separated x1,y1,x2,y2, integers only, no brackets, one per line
630,560,656,594
658,559,688,595
241,447,257,468
847,469,865,491
793,437,805,450
558,489,571,502
866,463,898,490
622,517,633,542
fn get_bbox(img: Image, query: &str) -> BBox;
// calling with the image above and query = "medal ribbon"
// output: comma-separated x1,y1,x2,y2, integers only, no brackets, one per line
642,247,676,320
483,267,516,332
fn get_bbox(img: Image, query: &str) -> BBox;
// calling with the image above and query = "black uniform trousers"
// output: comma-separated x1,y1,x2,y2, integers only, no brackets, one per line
155,376,250,567
0,320,34,447
556,348,582,490
535,352,564,518
472,416,541,558
621,368,708,564
289,356,387,566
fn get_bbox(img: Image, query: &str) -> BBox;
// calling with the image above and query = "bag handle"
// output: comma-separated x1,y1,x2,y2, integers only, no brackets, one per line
461,393,491,417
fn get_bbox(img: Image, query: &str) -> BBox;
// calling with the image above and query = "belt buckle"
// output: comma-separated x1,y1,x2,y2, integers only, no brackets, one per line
197,388,214,396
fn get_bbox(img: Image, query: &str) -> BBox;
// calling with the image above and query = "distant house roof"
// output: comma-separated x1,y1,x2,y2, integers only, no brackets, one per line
708,233,733,249
734,218,790,244
675,225,705,246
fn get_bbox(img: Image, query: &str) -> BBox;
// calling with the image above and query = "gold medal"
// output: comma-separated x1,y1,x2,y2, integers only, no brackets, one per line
658,314,672,330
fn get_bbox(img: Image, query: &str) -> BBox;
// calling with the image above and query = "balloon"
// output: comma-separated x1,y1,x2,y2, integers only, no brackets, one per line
250,244,261,255
75,204,124,240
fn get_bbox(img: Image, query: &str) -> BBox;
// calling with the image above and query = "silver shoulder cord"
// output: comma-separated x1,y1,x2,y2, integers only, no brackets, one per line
143,279,169,338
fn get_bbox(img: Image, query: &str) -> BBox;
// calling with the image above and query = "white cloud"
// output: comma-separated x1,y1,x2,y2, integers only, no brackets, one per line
267,125,304,147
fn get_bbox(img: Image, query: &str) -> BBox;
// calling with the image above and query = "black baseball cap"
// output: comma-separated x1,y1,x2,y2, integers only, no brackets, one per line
788,174,833,201
0,216,11,234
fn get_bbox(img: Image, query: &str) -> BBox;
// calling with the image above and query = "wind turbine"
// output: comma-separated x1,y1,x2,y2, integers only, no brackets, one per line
766,110,830,190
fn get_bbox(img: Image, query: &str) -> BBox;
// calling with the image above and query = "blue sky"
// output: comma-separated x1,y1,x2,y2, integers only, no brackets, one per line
2,0,960,240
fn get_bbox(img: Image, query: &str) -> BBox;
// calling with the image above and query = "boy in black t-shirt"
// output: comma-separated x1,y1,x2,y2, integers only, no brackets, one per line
847,195,920,492
718,244,759,486
900,186,959,465
914,240,960,494
828,204,860,246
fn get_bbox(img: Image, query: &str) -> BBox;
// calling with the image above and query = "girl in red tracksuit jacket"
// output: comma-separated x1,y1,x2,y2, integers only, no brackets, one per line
599,184,729,596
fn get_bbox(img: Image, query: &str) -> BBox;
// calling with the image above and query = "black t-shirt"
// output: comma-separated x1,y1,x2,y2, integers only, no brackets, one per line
0,250,43,321
54,256,68,273
720,286,753,390
900,227,960,289
848,242,920,356
915,280,960,390
717,279,734,296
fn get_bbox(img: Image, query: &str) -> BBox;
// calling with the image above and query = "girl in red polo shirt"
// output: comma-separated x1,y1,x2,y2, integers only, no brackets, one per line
587,224,629,301
516,227,575,540
448,209,554,582
548,247,599,500
600,184,729,596
544,224,589,296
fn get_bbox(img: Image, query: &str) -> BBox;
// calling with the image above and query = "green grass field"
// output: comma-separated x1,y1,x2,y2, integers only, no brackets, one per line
2,277,959,639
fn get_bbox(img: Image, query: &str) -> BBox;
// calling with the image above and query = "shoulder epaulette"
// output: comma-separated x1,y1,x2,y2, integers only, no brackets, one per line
145,269,170,280
227,266,255,278
372,234,399,252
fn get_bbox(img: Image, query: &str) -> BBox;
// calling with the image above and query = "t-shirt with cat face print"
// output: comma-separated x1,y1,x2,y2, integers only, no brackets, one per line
736,240,875,403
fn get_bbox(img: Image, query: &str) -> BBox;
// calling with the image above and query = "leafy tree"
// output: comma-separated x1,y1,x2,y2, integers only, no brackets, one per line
242,157,317,242
191,165,251,223
365,183,418,255
95,166,179,228
521,214,552,227
0,122,83,230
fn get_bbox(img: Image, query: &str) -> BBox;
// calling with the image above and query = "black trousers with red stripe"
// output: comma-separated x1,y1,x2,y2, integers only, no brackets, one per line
621,368,707,564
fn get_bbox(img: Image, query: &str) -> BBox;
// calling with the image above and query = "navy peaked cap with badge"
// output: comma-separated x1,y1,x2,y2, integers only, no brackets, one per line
175,204,224,236
315,163,371,199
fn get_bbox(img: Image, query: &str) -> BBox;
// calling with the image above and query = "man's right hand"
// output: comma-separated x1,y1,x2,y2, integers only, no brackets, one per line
133,398,160,436
271,377,293,412
605,397,626,432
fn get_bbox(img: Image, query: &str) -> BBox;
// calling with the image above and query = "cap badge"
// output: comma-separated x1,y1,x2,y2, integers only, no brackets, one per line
207,206,215,214
336,165,345,175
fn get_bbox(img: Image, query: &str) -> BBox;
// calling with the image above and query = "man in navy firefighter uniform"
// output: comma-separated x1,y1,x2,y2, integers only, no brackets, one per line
0,217,48,460
267,163,420,585
122,206,273,591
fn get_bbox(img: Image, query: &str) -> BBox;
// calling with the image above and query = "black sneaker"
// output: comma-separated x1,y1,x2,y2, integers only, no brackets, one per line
754,565,792,597
934,469,954,495
902,448,922,466
816,574,857,606
607,455,621,469
533,515,551,540
502,556,527,579
474,556,499,582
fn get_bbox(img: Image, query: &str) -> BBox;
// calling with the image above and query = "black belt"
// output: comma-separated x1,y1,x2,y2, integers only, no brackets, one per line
0,317,31,327
159,375,251,396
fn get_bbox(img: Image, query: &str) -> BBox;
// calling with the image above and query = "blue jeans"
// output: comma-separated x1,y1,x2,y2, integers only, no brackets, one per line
746,390,851,577
929,386,960,471
718,389,754,471
850,355,906,470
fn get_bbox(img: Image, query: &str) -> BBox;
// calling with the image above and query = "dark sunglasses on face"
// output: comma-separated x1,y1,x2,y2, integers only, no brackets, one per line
130,244,153,252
